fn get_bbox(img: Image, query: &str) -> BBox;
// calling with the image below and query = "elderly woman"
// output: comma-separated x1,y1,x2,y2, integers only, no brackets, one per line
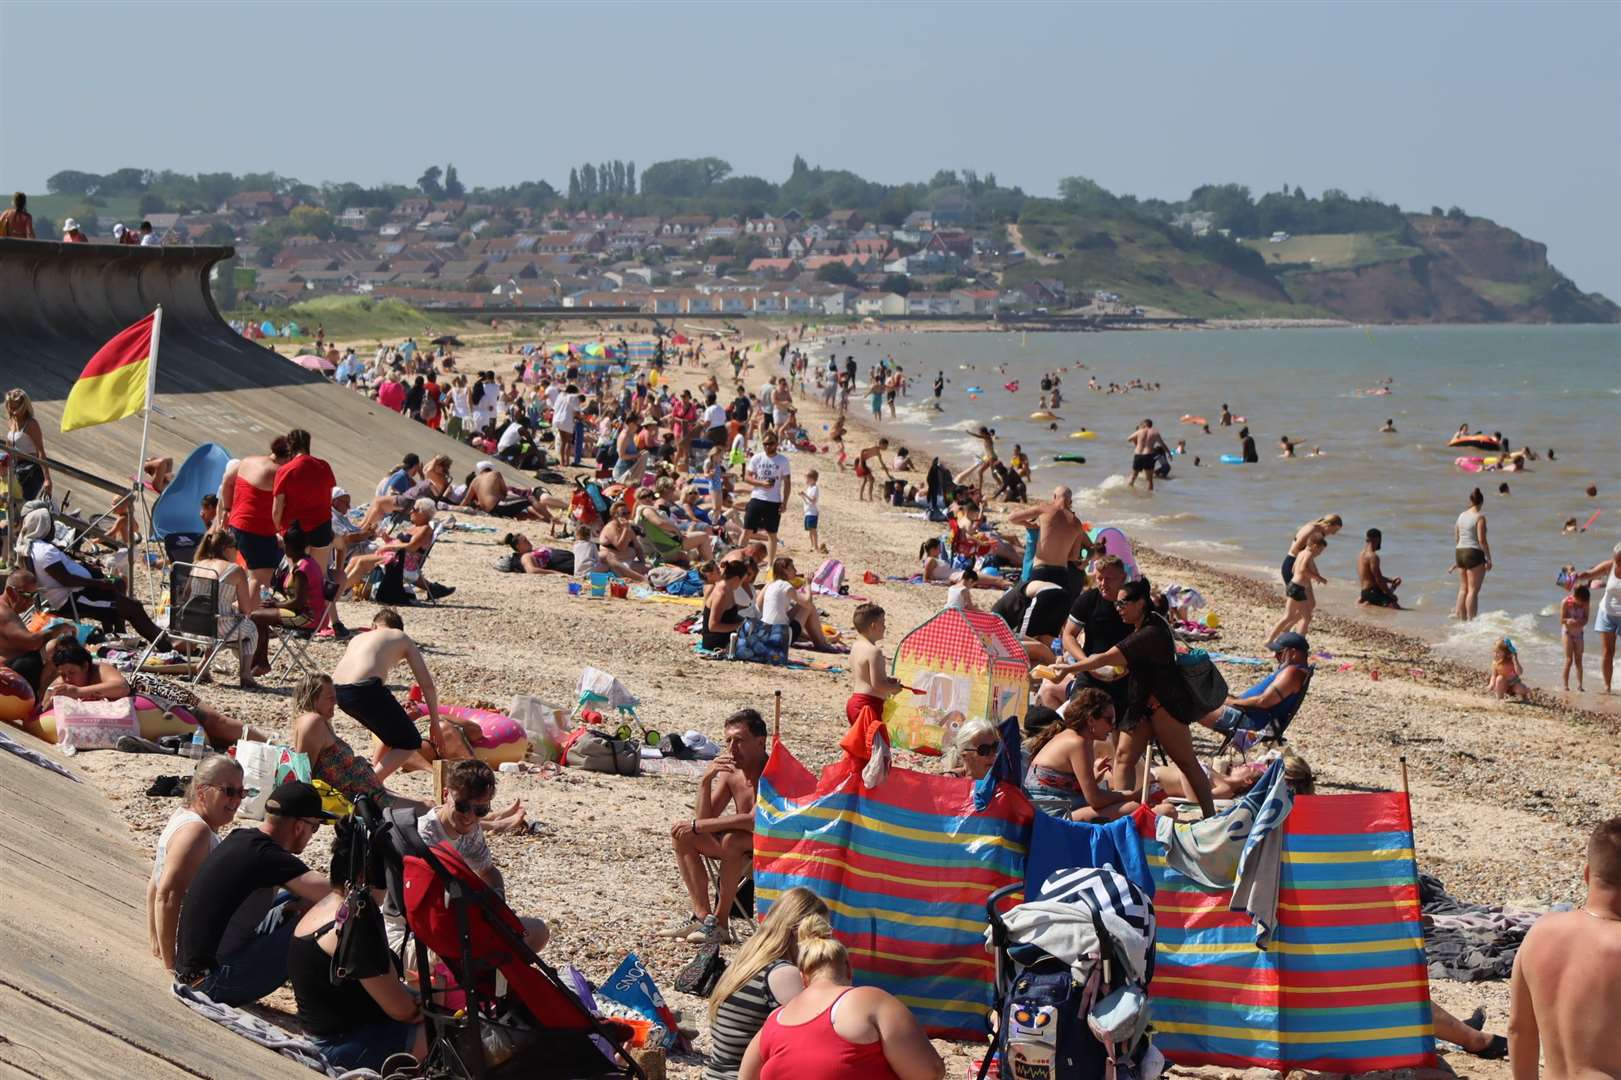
944,717,1002,782
148,754,244,971
1051,577,1217,818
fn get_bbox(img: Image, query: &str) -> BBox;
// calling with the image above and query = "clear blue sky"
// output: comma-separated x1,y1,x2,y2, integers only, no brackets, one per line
3,1,1617,299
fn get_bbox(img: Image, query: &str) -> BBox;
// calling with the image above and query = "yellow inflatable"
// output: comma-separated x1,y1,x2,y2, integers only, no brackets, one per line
1029,410,1057,421
1069,430,1097,440
23,695,199,743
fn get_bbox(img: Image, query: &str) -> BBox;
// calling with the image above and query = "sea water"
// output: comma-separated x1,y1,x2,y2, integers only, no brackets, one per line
807,324,1620,694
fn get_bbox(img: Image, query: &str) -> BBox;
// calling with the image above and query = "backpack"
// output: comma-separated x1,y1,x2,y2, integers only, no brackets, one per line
987,965,1106,1080
809,557,845,596
561,728,641,775
494,552,522,573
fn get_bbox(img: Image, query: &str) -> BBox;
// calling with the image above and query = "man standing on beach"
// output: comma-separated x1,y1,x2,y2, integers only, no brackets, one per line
659,709,769,946
932,371,945,411
854,439,893,502
1508,817,1621,1079
1127,419,1168,491
1357,528,1402,608
741,430,791,567
1010,486,1092,600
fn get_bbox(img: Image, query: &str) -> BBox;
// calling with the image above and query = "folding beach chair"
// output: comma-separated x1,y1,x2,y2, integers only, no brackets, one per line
1213,665,1315,758
702,854,755,921
137,563,238,684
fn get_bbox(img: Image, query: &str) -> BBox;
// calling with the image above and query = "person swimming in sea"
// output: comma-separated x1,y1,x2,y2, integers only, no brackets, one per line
1381,419,1397,433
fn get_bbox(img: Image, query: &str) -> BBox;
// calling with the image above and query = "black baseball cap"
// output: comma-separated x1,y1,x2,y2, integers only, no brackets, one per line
265,780,338,822
1271,632,1310,655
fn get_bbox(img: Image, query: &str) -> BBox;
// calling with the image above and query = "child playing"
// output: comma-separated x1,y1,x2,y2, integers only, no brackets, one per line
801,469,825,554
1561,585,1590,691
1489,637,1531,701
847,603,903,725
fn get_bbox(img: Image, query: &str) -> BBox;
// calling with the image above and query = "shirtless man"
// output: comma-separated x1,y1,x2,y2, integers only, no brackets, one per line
1126,419,1167,491
854,439,893,502
460,462,561,524
219,438,292,592
1007,487,1096,662
1357,528,1402,608
658,709,770,946
330,608,444,782
1508,817,1621,1079
0,570,75,695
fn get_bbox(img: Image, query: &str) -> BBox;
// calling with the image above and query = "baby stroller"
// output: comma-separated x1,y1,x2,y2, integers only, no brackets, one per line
373,805,645,1080
977,867,1161,1080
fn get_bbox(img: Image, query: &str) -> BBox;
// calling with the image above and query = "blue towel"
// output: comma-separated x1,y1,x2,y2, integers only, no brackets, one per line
1026,812,1155,899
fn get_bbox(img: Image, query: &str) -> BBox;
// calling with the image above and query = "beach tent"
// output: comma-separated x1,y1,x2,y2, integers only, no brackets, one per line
1089,525,1139,580
151,442,231,542
1029,794,1438,1073
882,608,1028,754
754,738,1033,1038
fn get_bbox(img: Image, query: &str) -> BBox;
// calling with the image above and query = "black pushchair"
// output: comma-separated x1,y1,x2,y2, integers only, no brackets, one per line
977,867,1160,1080
364,803,644,1080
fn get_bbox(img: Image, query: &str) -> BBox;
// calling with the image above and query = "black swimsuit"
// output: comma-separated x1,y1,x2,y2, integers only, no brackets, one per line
702,602,741,651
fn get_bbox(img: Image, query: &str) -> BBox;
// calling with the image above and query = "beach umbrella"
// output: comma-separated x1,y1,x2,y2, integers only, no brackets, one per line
292,354,335,372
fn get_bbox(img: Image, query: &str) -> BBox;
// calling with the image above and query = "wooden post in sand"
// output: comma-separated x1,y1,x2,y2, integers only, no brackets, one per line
772,690,782,739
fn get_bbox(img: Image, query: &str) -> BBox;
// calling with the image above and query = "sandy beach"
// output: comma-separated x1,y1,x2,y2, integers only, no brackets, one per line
65,328,1619,1080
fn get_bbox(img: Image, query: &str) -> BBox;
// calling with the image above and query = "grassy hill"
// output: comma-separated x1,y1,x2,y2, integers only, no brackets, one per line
227,296,485,344
998,200,1618,323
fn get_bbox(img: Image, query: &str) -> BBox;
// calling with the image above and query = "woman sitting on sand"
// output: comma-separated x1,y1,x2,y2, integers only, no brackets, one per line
702,562,748,651
1022,687,1140,822
705,887,827,1080
1048,578,1217,818
41,640,264,748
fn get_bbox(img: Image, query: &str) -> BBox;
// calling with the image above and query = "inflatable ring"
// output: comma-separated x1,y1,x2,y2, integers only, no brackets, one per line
1455,456,1485,472
1069,430,1096,440
401,704,530,766
24,694,199,743
1449,435,1501,450
1053,453,1087,464
1219,454,1246,464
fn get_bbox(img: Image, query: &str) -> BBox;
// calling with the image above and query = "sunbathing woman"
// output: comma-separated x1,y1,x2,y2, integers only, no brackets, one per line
42,640,264,747
918,538,1009,590
1023,687,1140,821
1151,749,1315,804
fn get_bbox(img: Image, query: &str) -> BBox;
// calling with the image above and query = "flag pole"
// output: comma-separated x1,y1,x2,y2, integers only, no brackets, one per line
130,305,162,596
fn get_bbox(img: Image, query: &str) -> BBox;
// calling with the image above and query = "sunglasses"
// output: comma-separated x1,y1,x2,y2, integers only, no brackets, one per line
967,743,1000,758
454,800,494,817
1113,597,1139,609
208,784,249,799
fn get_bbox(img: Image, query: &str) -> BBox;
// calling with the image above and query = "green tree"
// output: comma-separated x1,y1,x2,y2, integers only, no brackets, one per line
881,273,912,296
46,170,101,195
626,161,636,195
288,206,335,239
365,208,390,230
1058,176,1118,212
581,163,598,198
816,262,859,286
640,157,732,198
138,192,168,215
443,163,465,198
568,168,581,201
417,165,443,197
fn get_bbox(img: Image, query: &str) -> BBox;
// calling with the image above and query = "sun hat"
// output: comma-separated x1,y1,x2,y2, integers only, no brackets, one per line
330,486,348,500
62,218,80,232
20,506,54,542
476,461,496,473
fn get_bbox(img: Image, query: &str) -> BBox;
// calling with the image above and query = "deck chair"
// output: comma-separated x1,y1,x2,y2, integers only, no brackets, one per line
1213,664,1315,757
136,563,236,684
266,561,337,677
637,517,686,565
702,854,756,921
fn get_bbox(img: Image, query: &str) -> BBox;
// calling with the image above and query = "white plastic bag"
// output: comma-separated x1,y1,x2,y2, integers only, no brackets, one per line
234,739,295,820
509,695,569,763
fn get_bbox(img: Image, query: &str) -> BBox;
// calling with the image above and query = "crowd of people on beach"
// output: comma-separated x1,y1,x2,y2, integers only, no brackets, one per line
2,310,1617,1080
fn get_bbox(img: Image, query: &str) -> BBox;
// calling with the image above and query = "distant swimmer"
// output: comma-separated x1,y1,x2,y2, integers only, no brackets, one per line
1381,419,1397,433
1219,403,1233,427
1279,436,1297,459
1127,419,1168,492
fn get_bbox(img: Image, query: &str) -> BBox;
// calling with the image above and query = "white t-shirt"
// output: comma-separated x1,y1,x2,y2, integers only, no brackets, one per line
800,484,820,518
760,579,797,626
496,423,524,454
139,232,162,246
552,394,578,433
418,808,494,874
544,384,561,408
946,584,970,610
702,403,727,429
747,452,791,503
31,541,88,610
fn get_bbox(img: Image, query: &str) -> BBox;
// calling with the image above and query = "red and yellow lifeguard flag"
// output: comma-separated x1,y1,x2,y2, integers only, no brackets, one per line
60,313,155,432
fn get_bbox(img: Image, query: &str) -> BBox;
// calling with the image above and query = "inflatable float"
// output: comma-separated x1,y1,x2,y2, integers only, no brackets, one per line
23,694,199,744
1087,525,1140,580
1005,381,1020,392
1449,434,1502,451
1053,454,1087,464
1219,454,1246,464
1069,430,1096,440
398,703,530,766
1180,415,1208,426
964,385,983,394
1456,453,1523,472
1029,410,1057,421
0,668,33,724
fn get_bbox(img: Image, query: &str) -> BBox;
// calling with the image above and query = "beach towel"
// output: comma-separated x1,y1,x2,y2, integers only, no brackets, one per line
1419,872,1545,981
998,867,1156,983
0,727,81,782
1154,757,1292,946
1026,810,1155,899
171,983,374,1078
754,738,1032,1038
809,557,846,596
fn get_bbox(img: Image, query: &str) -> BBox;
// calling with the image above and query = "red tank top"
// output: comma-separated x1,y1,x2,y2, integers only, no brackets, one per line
228,473,275,534
757,989,900,1080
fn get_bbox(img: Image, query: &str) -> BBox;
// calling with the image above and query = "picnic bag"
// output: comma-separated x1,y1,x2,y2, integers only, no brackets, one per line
729,617,790,665
563,728,640,775
809,557,845,596
53,696,139,753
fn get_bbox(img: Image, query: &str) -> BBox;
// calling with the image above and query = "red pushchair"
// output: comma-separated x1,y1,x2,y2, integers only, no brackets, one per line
381,807,644,1079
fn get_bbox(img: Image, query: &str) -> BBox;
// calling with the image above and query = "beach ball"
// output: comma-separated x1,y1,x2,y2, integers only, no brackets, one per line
0,667,35,722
